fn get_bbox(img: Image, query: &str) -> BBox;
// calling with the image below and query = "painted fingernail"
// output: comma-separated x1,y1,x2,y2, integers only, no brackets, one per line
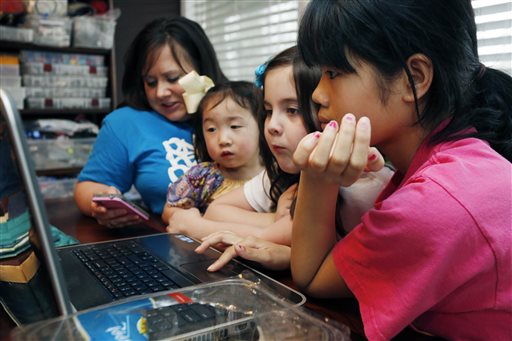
368,153,377,161
328,120,337,129
359,117,370,128
344,114,354,121
313,131,321,139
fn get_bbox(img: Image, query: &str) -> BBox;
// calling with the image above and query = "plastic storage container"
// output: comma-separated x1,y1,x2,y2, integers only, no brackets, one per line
37,177,77,199
23,75,108,88
73,16,117,49
25,16,72,47
27,137,95,170
0,26,34,43
26,97,111,110
0,87,25,109
11,278,350,340
25,87,107,99
22,62,108,77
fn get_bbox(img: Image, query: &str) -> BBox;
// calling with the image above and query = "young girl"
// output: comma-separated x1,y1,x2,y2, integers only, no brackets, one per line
162,81,264,223
291,1,512,340
168,46,393,246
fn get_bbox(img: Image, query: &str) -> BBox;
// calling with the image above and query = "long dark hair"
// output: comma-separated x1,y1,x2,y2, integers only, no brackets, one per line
298,0,512,161
259,46,321,208
194,81,264,162
122,17,228,111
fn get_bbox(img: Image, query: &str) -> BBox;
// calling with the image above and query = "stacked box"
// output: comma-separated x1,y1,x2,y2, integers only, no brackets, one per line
24,15,72,47
20,50,111,110
37,177,77,199
0,25,34,43
27,137,96,170
0,54,26,109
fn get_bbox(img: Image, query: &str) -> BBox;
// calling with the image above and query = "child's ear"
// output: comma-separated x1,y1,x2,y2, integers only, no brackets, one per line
401,53,433,103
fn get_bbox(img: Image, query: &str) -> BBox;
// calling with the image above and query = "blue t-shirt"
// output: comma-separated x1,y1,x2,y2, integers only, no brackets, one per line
78,106,196,214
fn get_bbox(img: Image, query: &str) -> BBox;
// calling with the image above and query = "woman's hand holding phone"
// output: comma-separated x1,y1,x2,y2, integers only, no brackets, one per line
90,187,144,228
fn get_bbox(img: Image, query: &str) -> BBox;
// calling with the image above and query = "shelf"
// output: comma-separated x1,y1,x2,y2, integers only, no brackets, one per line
0,40,112,55
21,108,110,115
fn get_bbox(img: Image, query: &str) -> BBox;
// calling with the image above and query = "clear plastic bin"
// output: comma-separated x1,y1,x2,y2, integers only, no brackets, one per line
25,86,107,98
73,16,117,49
27,137,95,170
0,76,21,87
37,177,77,199
22,62,108,77
0,64,20,76
11,278,350,340
25,16,72,47
0,87,25,109
23,75,108,88
0,26,34,43
20,50,105,66
26,97,111,110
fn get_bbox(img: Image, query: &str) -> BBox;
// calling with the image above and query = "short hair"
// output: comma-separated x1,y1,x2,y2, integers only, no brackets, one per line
122,17,228,111
193,81,264,162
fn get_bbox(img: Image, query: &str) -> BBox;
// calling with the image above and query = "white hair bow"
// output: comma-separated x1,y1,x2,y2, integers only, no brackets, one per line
178,71,215,114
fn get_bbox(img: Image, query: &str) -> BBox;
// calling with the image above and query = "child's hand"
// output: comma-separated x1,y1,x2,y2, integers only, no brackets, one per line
293,114,384,187
166,207,201,234
195,231,291,272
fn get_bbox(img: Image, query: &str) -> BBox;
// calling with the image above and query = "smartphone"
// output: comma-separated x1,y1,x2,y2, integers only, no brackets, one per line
92,194,149,221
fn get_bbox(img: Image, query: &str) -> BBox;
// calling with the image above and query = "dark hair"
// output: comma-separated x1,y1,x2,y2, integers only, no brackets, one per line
298,0,512,161
259,46,321,208
122,17,228,111
194,81,264,162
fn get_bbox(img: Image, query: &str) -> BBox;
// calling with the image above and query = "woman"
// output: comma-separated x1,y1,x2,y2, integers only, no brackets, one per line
75,17,227,228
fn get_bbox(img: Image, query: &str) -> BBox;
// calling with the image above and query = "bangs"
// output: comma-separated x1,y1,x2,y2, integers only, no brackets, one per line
142,42,164,76
298,0,356,74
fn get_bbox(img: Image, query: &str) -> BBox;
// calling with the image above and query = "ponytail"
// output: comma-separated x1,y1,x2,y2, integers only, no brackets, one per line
431,66,512,162
470,68,512,161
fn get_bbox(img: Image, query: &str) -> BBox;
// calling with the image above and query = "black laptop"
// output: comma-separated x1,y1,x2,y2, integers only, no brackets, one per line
0,89,304,326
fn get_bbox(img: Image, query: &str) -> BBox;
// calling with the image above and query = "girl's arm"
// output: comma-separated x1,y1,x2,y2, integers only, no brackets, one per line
172,184,298,244
167,209,293,245
291,115,382,297
161,205,183,224
204,186,275,227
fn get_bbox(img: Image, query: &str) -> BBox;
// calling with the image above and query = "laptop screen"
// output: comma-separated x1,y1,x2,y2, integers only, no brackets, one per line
0,89,72,325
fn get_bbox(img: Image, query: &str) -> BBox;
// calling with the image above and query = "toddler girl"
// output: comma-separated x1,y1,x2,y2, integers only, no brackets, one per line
162,81,264,224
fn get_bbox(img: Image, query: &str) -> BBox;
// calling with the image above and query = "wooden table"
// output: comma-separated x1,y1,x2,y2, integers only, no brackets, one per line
1,198,443,341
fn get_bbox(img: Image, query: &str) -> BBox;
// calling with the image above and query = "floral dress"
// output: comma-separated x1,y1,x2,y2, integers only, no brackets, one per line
166,162,245,213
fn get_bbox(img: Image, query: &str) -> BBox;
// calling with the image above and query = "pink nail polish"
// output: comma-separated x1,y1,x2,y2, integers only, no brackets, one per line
359,117,370,128
345,114,354,121
368,153,377,161
328,120,337,129
313,132,321,139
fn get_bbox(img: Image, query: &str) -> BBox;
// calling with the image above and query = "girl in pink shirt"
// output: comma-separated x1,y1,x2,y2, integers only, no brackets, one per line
290,1,512,340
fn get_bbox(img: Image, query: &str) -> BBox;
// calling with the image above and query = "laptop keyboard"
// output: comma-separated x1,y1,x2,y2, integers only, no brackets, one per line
73,242,182,298
144,303,258,341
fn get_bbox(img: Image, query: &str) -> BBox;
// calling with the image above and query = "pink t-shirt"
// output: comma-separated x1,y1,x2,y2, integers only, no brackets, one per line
333,136,512,340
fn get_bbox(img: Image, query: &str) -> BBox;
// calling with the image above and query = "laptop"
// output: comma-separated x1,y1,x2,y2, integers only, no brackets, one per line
0,89,304,326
